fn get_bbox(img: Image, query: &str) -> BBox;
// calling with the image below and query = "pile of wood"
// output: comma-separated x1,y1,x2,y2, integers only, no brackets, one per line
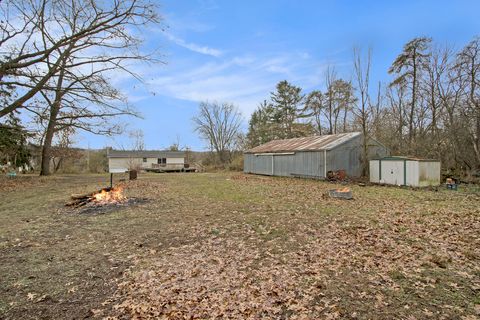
66,187,113,208
327,170,347,181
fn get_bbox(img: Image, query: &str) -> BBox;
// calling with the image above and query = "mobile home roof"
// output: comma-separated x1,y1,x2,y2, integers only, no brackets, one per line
107,150,185,158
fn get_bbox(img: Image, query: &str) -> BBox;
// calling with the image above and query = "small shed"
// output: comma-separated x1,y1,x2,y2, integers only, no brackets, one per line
369,156,441,187
244,132,388,178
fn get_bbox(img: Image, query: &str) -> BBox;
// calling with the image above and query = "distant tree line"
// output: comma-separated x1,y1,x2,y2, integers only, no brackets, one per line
247,36,480,175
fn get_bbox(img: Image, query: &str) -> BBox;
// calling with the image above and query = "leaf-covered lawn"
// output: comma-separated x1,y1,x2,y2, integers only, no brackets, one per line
0,173,479,319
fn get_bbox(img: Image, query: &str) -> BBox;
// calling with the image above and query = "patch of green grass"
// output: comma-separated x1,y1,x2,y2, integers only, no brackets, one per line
210,228,221,236
0,299,10,314
388,269,406,281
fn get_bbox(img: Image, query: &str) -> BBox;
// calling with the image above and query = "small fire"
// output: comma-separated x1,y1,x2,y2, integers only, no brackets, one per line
93,185,126,203
336,187,351,193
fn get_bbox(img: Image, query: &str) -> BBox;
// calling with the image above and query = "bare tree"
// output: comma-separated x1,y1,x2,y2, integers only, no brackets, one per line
129,130,145,151
423,46,446,136
193,101,243,164
455,37,480,166
353,47,372,176
325,79,355,134
168,134,181,151
1,0,161,175
50,126,77,173
0,0,160,118
324,66,337,134
437,48,468,167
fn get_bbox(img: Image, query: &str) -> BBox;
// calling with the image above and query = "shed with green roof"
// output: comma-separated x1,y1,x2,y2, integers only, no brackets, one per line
369,156,440,187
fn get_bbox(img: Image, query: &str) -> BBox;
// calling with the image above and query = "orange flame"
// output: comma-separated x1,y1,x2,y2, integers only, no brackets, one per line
336,187,351,193
93,185,126,203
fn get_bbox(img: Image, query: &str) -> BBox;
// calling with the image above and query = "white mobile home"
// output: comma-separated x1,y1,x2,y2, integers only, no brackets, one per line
369,156,441,187
107,149,186,172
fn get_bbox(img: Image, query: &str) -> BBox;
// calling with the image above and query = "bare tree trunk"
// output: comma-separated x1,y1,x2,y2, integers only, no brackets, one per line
40,54,68,176
40,102,60,176
409,49,417,148
328,106,333,134
325,66,336,135
54,157,63,172
353,47,372,176
316,114,322,135
472,60,480,167
477,113,480,166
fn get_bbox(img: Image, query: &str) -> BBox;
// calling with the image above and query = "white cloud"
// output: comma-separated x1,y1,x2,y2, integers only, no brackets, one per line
147,52,330,117
164,32,223,57
163,13,215,33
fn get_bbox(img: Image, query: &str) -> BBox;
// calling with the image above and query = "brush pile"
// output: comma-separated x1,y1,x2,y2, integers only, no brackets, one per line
66,186,126,208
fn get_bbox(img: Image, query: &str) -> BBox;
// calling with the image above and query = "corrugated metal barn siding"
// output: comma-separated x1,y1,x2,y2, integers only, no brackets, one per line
274,152,324,177
273,154,295,176
244,154,272,175
326,137,363,176
245,152,325,178
294,152,324,177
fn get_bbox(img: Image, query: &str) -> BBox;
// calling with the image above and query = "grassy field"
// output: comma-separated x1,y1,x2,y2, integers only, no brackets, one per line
0,172,479,319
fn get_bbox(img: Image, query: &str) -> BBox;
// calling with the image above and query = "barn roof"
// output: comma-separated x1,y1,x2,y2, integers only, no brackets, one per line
245,132,362,153
107,149,185,158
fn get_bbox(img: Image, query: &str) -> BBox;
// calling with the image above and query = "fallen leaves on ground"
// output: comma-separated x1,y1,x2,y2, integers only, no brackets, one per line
103,175,480,319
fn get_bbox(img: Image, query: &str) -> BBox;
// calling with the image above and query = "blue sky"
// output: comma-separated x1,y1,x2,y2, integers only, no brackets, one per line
80,0,480,151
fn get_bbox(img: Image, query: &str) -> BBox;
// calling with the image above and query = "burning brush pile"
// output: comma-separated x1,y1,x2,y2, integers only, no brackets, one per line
67,185,127,208
66,184,146,214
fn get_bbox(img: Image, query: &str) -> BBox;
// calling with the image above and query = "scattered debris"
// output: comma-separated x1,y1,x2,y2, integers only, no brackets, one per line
327,170,347,181
446,178,458,191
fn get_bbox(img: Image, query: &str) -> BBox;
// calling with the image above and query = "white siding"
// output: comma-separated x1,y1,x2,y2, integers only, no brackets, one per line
109,156,185,170
167,157,184,164
370,159,441,187
381,160,405,186
418,161,441,186
142,157,158,168
369,160,380,183
109,158,140,170
405,160,419,186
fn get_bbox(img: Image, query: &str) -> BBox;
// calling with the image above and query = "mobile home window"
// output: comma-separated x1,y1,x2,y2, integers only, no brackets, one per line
142,157,147,162
157,158,166,164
